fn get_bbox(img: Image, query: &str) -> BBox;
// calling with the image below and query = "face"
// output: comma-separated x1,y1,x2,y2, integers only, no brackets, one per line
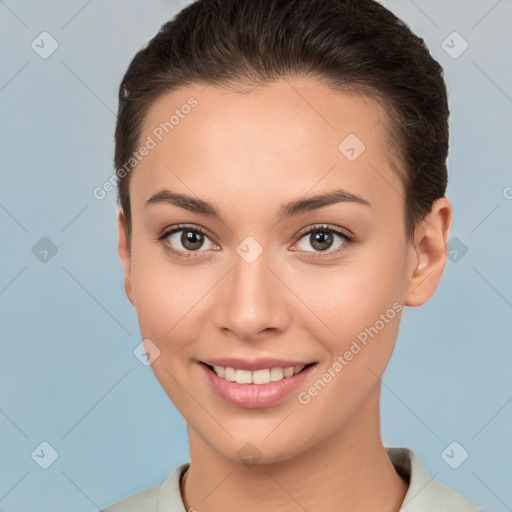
118,77,450,465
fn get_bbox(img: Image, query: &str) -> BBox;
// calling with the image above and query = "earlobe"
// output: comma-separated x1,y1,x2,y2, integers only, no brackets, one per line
404,197,452,307
117,209,135,306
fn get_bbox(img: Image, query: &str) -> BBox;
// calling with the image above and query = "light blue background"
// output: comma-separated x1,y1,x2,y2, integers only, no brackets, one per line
1,1,511,511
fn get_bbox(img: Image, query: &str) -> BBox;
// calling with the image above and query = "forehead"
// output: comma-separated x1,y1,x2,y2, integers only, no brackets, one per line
132,77,403,217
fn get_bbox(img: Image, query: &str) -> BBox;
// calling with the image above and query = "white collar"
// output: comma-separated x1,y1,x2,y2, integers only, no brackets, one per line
157,447,484,511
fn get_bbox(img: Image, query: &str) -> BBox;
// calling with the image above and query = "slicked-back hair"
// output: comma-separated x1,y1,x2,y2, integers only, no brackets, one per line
115,0,449,245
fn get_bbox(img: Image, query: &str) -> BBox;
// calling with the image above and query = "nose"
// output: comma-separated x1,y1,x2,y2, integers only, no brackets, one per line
213,249,291,342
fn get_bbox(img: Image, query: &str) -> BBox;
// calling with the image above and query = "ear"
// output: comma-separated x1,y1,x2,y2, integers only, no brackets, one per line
404,197,452,307
117,209,135,306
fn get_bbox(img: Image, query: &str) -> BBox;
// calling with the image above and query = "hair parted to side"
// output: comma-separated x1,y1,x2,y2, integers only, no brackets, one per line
115,0,449,246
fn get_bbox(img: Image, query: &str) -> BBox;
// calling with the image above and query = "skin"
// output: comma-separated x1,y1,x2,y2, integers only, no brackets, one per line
117,77,452,512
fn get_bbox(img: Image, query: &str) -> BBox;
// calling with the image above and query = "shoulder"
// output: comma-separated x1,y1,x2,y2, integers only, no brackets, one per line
386,447,486,512
101,485,159,512
100,462,190,512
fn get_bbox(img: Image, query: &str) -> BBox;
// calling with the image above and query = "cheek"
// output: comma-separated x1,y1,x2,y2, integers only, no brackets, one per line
294,243,407,387
291,261,405,422
129,244,220,352
301,250,406,335
130,244,185,341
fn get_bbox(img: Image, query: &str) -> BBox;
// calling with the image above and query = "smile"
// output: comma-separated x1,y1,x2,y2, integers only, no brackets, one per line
206,363,312,384
199,361,318,408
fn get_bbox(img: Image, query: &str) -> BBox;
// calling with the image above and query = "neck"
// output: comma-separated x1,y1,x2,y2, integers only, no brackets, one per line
180,385,408,512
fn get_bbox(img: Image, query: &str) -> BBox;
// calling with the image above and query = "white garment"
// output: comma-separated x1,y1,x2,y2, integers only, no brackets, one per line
102,447,485,511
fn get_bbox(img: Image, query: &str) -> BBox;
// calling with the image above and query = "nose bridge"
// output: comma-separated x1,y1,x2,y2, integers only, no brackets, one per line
214,244,288,339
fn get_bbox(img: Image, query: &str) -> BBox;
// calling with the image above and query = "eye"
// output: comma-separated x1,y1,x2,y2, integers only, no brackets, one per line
293,224,353,256
158,223,355,260
159,224,218,259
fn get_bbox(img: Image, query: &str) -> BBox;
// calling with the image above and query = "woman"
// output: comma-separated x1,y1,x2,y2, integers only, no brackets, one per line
103,0,485,510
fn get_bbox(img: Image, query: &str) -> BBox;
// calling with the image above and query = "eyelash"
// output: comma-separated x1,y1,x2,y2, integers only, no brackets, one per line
157,223,355,260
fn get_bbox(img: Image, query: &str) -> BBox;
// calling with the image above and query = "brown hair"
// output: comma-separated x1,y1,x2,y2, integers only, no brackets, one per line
115,0,449,245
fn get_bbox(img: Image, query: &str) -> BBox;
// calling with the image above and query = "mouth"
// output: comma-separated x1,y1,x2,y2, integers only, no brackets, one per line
200,361,317,385
199,360,318,408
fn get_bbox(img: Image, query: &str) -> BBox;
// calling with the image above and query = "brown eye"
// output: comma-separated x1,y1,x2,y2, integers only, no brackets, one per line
180,229,205,251
160,225,217,258
309,230,335,251
294,225,351,255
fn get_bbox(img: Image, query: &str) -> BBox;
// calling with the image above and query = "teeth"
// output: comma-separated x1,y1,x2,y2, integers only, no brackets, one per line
252,369,271,384
270,367,284,381
224,367,236,381
283,367,294,378
235,369,252,384
213,365,225,378
210,364,307,384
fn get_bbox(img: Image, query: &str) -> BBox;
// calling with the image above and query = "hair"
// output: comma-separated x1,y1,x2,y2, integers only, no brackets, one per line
114,0,449,246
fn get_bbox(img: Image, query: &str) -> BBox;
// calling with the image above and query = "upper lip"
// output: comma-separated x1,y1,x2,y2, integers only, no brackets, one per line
200,358,315,371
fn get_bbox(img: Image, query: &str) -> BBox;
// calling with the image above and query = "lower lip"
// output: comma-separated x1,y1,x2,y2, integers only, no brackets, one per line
200,362,317,409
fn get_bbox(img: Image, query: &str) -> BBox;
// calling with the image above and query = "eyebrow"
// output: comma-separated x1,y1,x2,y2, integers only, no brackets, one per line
145,187,371,222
